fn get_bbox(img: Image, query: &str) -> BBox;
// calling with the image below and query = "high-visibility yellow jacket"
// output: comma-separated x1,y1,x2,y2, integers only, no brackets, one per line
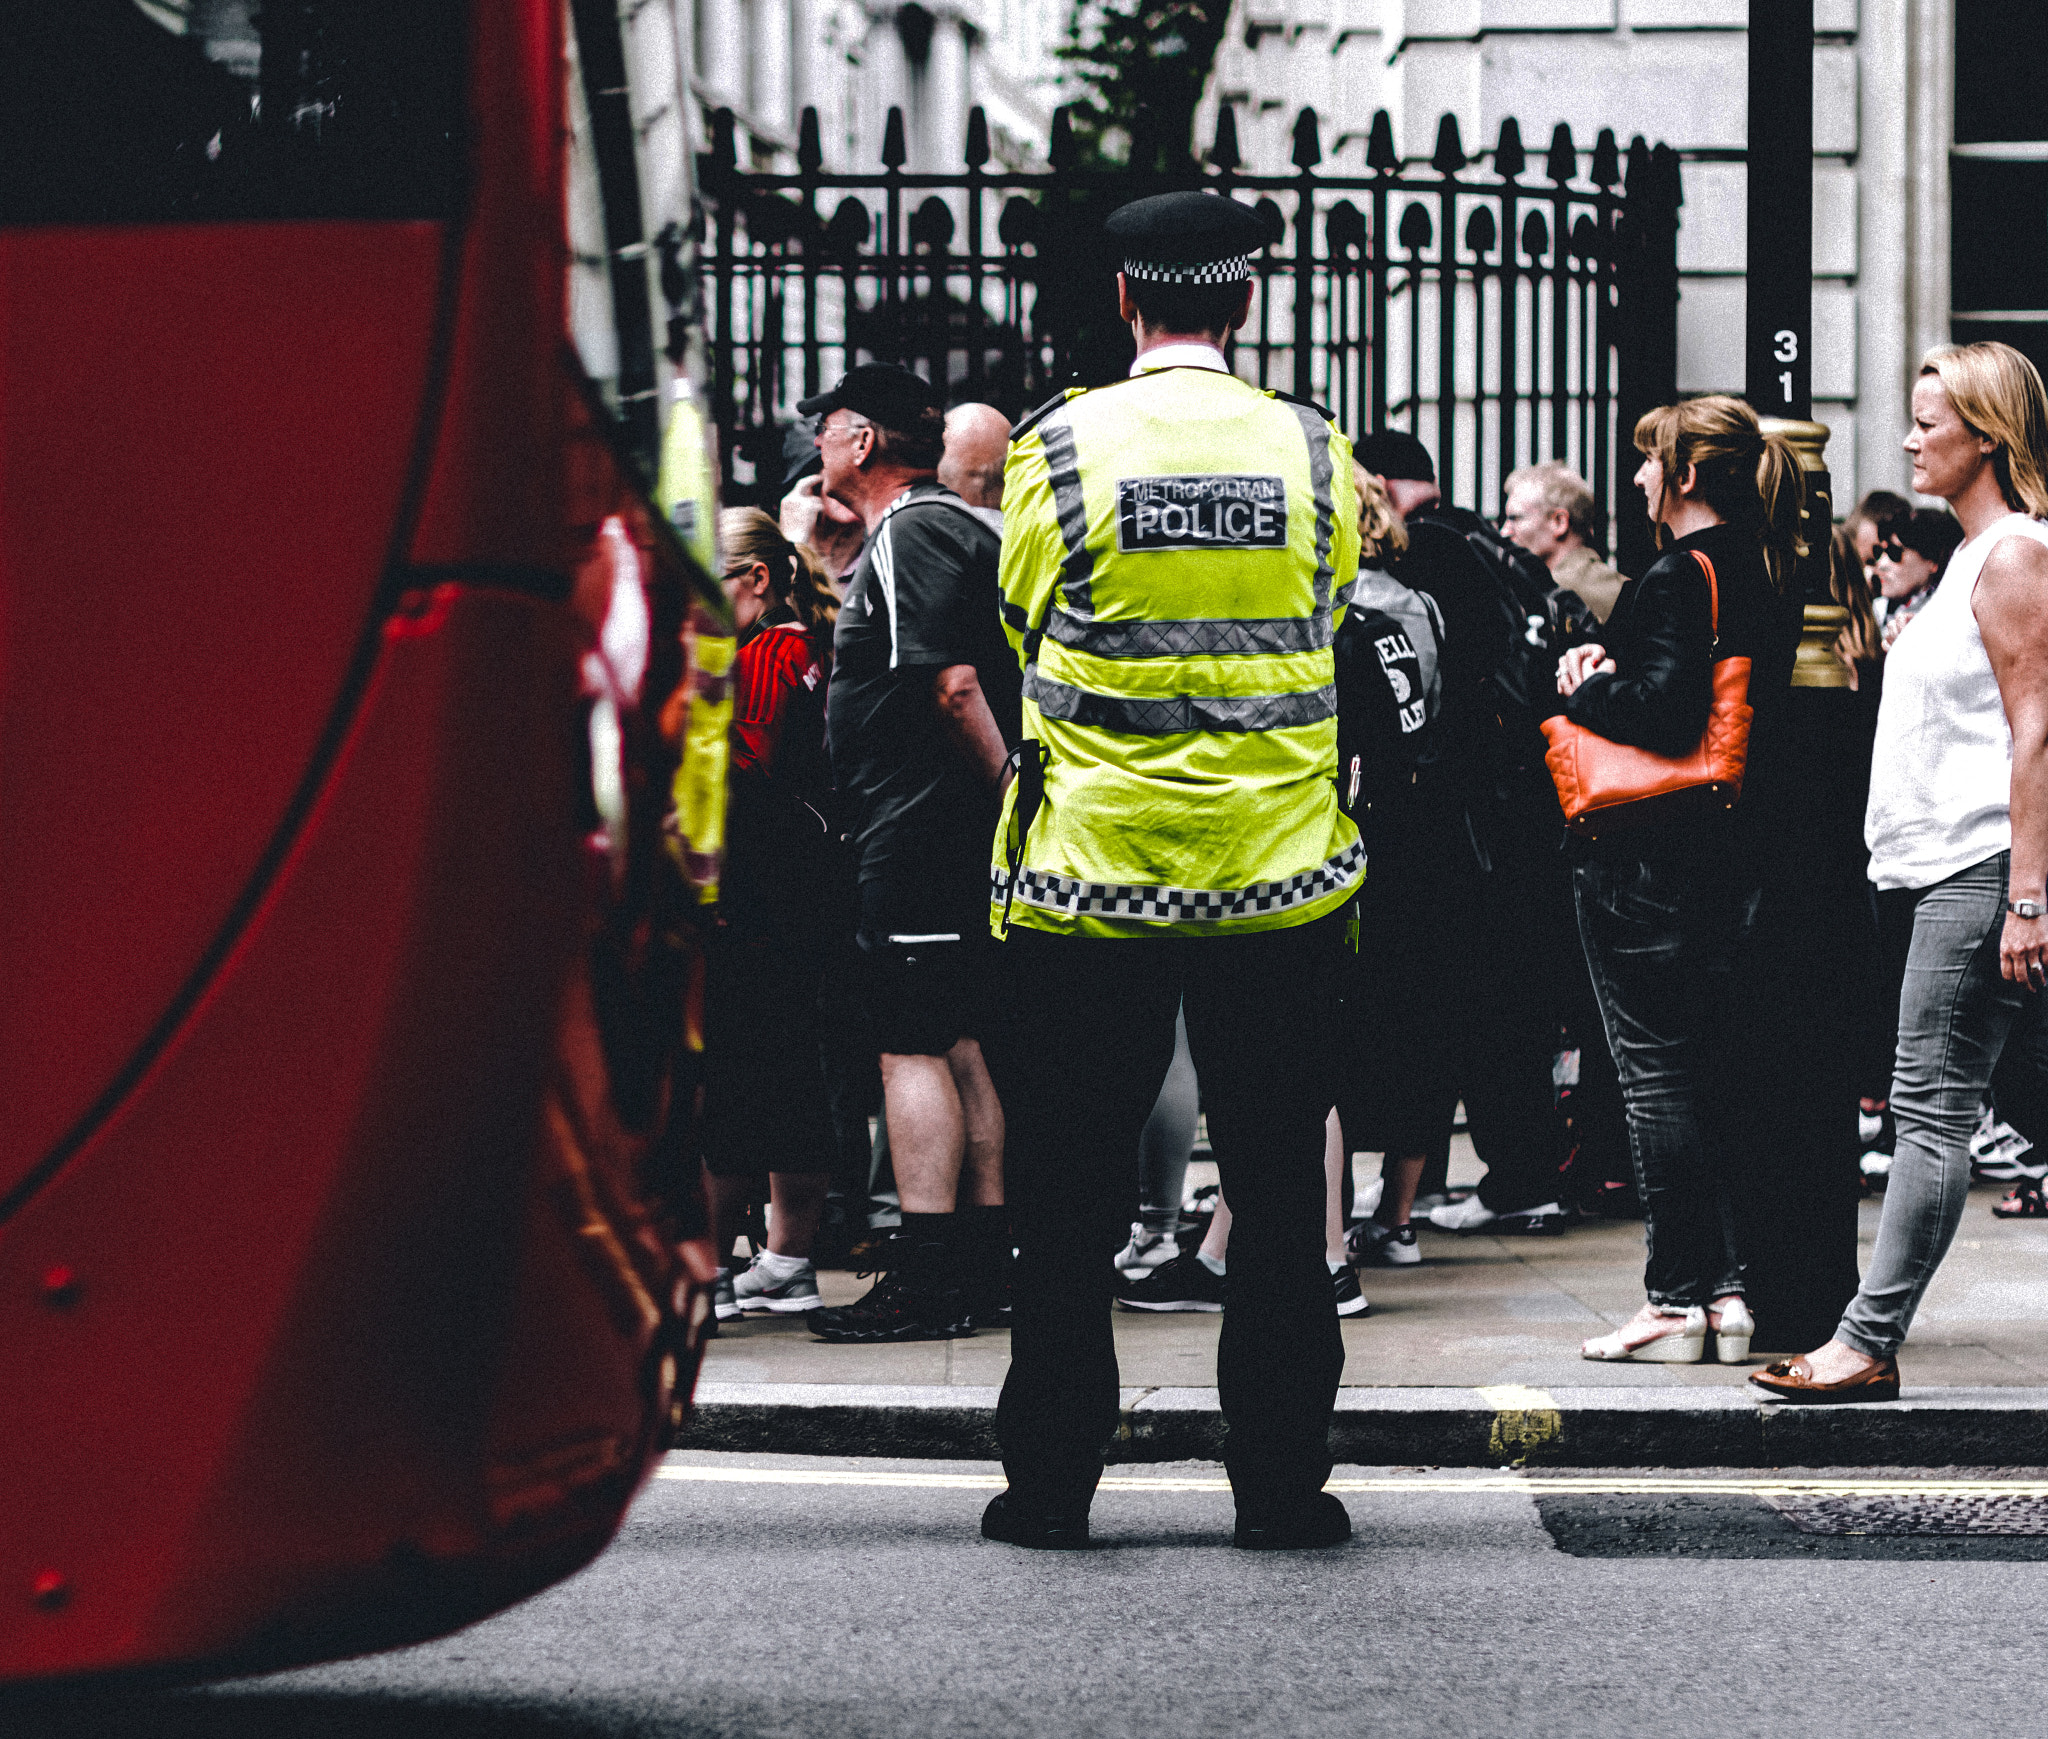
991,361,1363,938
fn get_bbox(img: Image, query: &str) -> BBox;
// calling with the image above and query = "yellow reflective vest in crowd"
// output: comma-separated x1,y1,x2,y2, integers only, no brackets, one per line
990,360,1364,939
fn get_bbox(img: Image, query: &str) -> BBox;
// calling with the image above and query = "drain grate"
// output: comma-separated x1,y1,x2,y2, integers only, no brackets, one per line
1769,1494,2048,1536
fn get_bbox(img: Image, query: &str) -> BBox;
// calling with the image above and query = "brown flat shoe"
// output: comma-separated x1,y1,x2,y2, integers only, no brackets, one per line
1748,1355,1900,1404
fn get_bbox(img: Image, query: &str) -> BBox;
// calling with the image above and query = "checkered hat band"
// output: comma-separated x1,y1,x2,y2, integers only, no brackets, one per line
1123,254,1253,285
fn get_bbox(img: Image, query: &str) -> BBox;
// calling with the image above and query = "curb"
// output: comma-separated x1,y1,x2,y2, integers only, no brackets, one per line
677,1382,2048,1468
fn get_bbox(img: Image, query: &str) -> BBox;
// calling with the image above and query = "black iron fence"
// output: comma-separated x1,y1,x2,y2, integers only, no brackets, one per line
698,102,1681,574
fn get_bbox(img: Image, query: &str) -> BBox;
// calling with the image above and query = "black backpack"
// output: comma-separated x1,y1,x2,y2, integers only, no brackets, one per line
1407,503,1562,792
1333,587,1446,821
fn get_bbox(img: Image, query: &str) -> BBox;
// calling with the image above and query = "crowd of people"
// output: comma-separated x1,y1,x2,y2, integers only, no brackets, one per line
694,362,2048,1343
677,187,2048,1532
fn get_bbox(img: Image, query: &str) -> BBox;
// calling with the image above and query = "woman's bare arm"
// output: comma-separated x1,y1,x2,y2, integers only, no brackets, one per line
1976,535,2048,987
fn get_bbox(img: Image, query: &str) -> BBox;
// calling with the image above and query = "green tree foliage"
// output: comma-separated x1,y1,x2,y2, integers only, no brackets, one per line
1057,0,1233,174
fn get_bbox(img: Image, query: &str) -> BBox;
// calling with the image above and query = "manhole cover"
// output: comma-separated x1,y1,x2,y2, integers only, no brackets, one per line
1768,1494,2048,1536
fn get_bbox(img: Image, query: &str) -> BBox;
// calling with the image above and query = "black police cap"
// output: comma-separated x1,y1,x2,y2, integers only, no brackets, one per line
796,363,941,432
1105,190,1270,285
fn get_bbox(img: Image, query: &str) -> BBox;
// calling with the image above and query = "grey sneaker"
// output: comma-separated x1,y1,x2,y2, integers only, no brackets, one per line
713,1269,741,1321
732,1257,823,1314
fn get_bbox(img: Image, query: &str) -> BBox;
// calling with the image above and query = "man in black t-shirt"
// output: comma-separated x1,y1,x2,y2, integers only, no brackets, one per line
807,366,1020,1344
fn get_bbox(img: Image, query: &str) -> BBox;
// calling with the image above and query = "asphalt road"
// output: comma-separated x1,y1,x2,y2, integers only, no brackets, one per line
19,1452,2048,1739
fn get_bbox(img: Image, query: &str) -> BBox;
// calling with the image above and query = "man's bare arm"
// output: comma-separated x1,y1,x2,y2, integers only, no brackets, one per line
933,663,1011,791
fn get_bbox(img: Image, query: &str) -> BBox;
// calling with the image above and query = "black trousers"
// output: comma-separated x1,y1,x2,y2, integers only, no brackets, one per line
985,914,1347,1513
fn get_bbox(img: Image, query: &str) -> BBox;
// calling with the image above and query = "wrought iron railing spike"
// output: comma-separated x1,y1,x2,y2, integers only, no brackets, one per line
696,109,1680,572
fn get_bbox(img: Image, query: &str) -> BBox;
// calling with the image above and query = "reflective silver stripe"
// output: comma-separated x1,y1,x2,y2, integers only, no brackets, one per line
1036,415,1095,616
1286,402,1337,614
989,838,1366,924
1024,668,1336,733
1043,607,1331,659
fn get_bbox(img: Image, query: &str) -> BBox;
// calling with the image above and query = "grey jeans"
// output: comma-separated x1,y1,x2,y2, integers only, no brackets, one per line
1838,852,2048,1359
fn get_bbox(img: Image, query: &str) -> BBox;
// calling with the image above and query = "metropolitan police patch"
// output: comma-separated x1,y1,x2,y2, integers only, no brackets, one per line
1115,474,1288,552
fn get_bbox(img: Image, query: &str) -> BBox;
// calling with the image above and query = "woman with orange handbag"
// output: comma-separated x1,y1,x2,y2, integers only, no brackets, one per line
1553,396,1804,1363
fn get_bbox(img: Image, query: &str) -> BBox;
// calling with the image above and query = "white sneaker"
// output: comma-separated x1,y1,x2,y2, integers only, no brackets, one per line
1428,1196,1496,1232
1971,1108,2039,1179
1428,1197,1566,1235
730,1256,823,1314
1113,1222,1180,1275
1859,1150,1892,1182
1351,1176,1384,1222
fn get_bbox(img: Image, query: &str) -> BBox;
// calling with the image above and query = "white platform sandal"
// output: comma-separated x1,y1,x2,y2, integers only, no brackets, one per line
1708,1296,1754,1363
1581,1306,1707,1364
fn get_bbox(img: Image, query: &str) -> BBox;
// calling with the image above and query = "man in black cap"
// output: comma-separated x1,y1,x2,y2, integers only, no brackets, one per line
983,192,1363,1550
805,364,1022,1344
1352,430,1585,1233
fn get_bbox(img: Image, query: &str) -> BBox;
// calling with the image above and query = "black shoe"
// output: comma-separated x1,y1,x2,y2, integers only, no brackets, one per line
1115,1250,1225,1312
962,1237,1019,1327
1233,1491,1352,1550
981,1491,1092,1550
811,1270,974,1343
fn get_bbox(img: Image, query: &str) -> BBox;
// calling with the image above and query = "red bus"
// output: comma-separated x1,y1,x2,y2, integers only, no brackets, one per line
1,2,727,1686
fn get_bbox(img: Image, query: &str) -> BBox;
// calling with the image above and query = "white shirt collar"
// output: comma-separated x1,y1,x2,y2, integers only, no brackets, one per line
1130,341,1228,377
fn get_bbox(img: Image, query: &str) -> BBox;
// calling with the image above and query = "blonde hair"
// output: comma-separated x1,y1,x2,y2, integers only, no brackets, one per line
1633,395,1804,591
1918,341,2048,518
1352,462,1409,565
718,506,838,631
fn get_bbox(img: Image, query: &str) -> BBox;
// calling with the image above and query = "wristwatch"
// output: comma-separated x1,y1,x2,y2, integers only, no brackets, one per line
2011,896,2046,920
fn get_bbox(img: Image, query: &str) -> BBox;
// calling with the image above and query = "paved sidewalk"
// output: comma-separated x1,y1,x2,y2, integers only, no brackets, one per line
681,1152,2048,1465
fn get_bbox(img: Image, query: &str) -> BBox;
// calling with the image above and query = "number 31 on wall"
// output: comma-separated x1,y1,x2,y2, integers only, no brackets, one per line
1774,328,1799,404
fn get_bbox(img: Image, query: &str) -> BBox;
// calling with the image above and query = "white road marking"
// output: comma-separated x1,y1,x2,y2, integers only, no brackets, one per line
656,1466,2048,1499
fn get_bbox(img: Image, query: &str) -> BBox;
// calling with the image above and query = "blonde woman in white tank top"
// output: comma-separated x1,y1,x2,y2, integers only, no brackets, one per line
1753,343,2048,1403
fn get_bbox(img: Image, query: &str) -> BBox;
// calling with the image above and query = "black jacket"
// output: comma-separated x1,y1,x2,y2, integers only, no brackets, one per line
1559,521,1800,846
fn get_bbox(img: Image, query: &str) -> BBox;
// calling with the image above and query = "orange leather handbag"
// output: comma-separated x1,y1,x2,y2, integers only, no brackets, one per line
1540,550,1753,840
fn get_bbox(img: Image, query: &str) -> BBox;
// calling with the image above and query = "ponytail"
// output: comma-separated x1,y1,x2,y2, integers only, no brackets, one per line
1633,394,1807,593
786,538,840,632
718,505,841,631
1755,429,1804,593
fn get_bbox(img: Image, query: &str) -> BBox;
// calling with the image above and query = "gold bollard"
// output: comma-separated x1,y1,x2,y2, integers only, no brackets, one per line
1762,416,1851,689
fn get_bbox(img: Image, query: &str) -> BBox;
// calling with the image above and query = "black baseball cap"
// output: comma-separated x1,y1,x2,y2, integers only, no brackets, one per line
796,363,941,432
1353,430,1436,484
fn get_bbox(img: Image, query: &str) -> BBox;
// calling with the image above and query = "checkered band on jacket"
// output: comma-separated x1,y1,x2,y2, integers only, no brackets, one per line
991,839,1366,924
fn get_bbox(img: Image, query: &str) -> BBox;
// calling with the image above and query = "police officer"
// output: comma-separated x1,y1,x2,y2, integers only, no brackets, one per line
982,191,1363,1551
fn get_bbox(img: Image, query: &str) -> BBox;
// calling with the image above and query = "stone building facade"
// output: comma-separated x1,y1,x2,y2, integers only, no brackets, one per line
688,0,1063,174
1197,0,2044,512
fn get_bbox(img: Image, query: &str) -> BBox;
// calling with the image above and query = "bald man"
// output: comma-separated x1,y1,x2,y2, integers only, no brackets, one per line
938,402,1012,525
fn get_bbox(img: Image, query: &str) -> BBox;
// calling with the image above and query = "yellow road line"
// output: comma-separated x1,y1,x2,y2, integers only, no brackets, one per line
656,1466,2048,1499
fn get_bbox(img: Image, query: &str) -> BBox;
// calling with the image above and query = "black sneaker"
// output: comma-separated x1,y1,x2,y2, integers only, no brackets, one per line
811,1270,975,1342
1331,1264,1369,1318
1233,1491,1352,1550
1115,1250,1225,1312
964,1257,1013,1329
